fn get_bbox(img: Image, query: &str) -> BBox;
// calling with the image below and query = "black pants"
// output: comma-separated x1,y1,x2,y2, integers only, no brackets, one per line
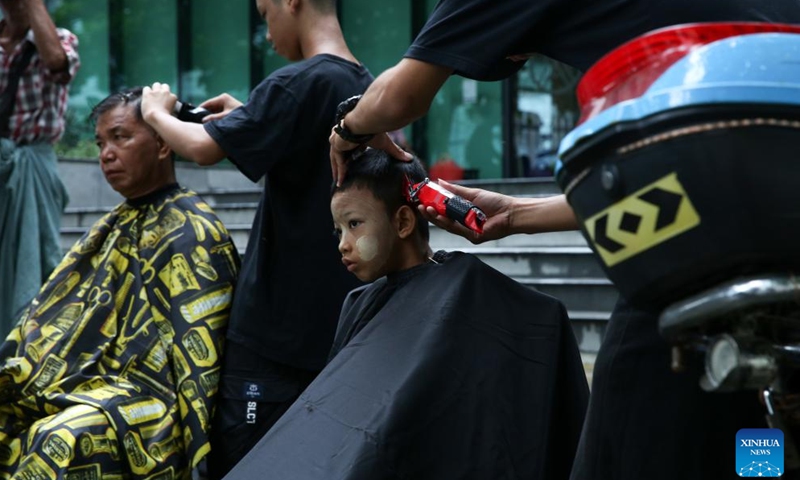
207,342,317,480
569,297,768,480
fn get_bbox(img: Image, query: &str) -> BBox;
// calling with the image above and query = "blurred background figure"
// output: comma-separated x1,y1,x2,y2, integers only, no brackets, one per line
0,0,80,337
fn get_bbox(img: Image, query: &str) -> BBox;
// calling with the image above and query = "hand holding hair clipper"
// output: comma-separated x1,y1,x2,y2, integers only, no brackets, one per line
404,176,487,234
173,101,211,123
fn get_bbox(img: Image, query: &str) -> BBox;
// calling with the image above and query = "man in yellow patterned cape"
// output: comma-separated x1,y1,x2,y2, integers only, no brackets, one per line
0,87,239,479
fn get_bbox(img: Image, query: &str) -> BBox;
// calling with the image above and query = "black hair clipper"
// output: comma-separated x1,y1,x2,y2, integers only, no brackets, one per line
173,101,211,123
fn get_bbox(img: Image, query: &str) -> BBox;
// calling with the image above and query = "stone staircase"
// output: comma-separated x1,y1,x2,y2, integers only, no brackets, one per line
58,159,617,382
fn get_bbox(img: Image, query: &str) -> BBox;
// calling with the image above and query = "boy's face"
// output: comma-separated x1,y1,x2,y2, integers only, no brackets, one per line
256,0,302,61
332,187,400,283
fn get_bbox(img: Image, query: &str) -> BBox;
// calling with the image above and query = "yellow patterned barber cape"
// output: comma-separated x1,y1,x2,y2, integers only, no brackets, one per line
0,185,239,479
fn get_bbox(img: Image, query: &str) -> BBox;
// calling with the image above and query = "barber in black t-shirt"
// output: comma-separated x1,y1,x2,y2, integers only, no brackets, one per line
140,0,407,478
327,1,800,479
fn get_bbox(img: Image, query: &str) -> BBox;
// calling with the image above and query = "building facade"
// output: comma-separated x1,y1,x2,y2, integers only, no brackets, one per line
52,0,581,179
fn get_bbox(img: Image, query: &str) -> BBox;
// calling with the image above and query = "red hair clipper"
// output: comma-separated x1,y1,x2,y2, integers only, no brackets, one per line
404,177,487,234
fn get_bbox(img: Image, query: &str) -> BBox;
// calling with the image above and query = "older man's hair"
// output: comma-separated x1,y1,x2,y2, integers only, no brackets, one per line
90,87,147,124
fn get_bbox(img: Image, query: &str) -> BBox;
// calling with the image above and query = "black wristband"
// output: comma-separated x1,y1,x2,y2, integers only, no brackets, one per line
333,95,375,145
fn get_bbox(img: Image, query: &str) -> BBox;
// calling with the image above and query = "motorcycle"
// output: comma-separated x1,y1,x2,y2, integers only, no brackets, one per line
555,22,800,473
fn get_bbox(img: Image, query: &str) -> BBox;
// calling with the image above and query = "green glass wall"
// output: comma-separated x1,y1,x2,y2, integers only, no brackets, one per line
340,0,413,151
426,77,503,178
514,55,581,177
419,0,502,178
340,0,411,78
186,0,251,104
340,0,503,178
49,0,577,178
117,1,178,89
52,0,109,157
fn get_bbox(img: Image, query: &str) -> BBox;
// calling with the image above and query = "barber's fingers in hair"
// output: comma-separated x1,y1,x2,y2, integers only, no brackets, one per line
329,129,338,182
329,129,345,186
331,147,347,187
330,128,365,186
366,133,413,161
150,82,174,95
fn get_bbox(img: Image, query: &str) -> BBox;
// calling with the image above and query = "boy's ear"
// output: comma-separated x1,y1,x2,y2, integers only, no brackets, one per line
394,205,417,240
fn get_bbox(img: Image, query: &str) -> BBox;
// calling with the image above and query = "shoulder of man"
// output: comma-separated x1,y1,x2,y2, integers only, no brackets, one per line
264,55,368,89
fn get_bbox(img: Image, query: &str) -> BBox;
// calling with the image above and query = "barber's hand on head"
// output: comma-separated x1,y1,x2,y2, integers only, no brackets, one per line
418,179,514,244
141,82,178,122
199,94,243,122
329,130,413,186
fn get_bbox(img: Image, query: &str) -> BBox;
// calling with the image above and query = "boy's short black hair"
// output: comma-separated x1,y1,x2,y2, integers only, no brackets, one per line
333,148,430,242
90,87,145,124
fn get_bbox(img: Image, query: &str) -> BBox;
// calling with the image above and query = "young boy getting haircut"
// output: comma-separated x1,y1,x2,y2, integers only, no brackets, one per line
331,149,431,284
223,148,590,480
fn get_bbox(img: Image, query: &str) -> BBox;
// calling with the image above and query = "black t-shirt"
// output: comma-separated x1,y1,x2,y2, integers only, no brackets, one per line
204,54,372,371
407,0,800,79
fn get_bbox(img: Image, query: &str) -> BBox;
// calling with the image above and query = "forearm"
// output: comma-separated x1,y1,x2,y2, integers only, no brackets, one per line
27,1,67,72
510,194,580,235
145,110,226,166
344,59,452,135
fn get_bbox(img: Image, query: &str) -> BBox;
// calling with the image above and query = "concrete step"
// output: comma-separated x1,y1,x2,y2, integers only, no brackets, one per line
57,159,260,210
429,227,589,249
198,189,261,206
62,203,260,229
199,178,566,205
60,223,253,254
518,277,619,316
58,158,565,209
459,246,607,279
64,204,589,251
459,177,563,197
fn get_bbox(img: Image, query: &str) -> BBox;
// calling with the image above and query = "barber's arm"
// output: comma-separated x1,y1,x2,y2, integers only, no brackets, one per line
25,0,67,73
419,180,580,243
330,58,452,185
141,82,227,166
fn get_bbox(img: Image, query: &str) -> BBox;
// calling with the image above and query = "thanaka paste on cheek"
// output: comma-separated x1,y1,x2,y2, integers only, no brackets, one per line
356,235,378,261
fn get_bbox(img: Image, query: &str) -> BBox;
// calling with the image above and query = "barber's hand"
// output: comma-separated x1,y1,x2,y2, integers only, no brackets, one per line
329,130,413,186
418,179,514,244
199,94,243,122
141,82,178,121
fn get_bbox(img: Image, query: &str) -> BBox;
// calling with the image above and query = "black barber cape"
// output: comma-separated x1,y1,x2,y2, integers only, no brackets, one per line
226,252,589,479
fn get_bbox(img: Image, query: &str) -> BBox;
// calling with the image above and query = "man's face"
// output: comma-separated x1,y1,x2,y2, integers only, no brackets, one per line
95,105,169,199
256,0,301,61
332,187,400,282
